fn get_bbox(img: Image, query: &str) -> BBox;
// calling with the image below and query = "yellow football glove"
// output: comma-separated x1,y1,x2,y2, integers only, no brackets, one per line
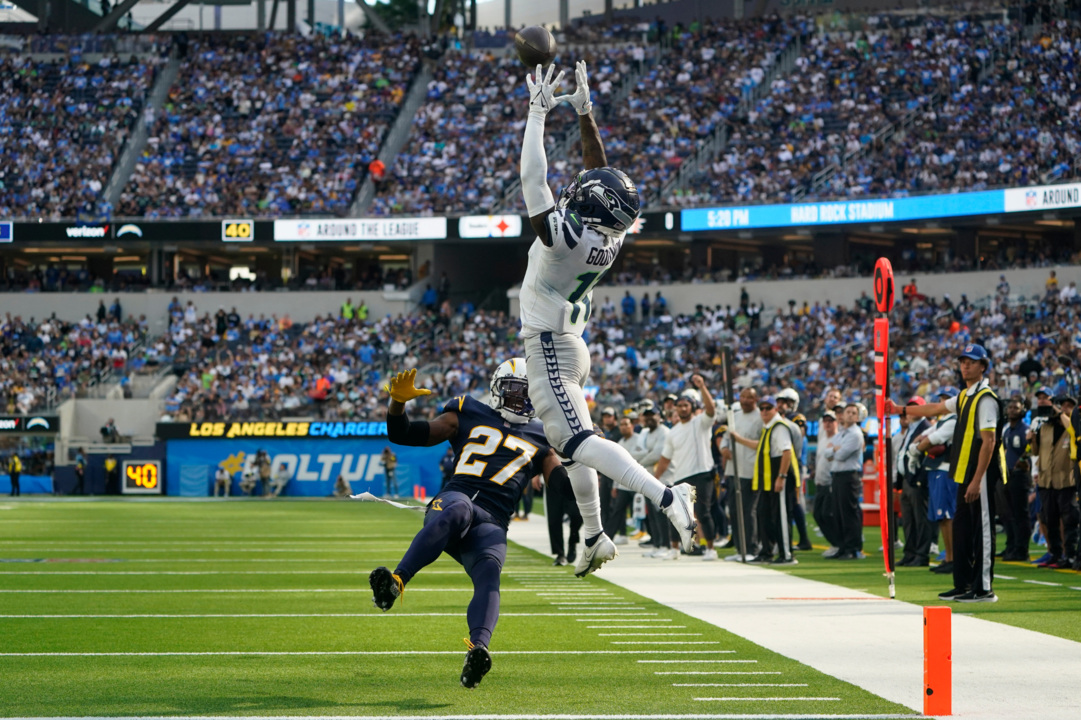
384,368,432,404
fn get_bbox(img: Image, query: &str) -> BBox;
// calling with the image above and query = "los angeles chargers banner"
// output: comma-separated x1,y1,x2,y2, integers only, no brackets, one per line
164,439,447,498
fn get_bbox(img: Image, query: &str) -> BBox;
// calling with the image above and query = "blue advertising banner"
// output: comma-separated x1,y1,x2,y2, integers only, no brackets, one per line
681,189,1005,231
165,439,448,498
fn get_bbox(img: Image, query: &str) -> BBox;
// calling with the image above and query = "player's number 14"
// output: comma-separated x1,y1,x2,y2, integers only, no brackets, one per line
568,271,602,325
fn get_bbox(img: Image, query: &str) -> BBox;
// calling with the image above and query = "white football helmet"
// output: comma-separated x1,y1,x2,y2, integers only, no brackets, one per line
489,358,533,424
777,387,800,413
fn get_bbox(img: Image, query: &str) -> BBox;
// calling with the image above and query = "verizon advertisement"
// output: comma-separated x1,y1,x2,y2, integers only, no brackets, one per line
274,218,448,242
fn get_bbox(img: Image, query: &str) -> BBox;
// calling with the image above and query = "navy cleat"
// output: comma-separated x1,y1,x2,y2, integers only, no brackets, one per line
461,639,492,689
369,566,403,611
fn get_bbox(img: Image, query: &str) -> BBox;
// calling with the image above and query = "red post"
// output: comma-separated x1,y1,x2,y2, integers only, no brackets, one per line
924,606,952,716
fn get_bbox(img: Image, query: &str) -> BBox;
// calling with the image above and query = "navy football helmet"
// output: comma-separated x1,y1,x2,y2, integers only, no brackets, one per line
557,167,641,237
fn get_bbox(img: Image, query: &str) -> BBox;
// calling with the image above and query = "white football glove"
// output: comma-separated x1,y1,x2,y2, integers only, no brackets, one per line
526,64,565,118
907,444,923,463
554,60,593,116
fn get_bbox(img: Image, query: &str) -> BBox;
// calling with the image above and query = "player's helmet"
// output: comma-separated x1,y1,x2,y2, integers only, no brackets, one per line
557,167,641,238
489,358,534,424
777,388,800,413
678,388,701,409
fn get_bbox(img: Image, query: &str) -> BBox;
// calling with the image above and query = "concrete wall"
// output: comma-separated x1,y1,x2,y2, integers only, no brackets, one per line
72,399,164,444
511,265,1079,317
0,289,418,333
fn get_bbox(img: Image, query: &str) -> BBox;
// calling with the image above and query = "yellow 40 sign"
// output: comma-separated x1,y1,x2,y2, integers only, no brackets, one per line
221,220,254,241
122,461,161,494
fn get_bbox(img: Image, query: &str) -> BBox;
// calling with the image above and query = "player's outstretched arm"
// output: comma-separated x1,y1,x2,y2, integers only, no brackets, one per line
561,61,606,170
539,449,569,490
522,64,564,244
384,369,458,446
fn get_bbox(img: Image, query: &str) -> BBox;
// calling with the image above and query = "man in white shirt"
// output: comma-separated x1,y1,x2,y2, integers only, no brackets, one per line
214,466,231,497
719,387,762,561
914,387,959,575
636,401,674,558
269,462,291,497
813,410,841,557
654,375,719,559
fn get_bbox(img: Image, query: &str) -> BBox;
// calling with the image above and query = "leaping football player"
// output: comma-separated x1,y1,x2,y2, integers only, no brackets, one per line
369,364,564,689
516,62,697,577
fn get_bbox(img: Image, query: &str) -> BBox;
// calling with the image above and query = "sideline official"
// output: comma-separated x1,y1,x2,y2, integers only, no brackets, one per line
890,344,1005,603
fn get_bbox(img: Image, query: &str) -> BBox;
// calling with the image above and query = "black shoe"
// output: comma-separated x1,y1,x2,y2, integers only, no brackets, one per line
955,590,997,603
461,643,492,688
938,587,968,600
831,551,858,560
930,561,954,574
796,540,813,551
911,558,930,567
553,555,568,566
369,566,403,611
566,547,576,564
897,557,916,567
746,554,772,564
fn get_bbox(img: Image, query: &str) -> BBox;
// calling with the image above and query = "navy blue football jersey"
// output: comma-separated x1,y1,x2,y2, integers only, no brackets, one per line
441,395,552,527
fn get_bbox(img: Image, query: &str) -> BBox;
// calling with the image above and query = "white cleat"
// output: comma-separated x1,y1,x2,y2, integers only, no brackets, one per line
663,483,697,553
575,533,618,577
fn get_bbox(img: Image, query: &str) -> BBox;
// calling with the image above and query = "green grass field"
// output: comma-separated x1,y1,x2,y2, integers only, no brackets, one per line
0,499,918,718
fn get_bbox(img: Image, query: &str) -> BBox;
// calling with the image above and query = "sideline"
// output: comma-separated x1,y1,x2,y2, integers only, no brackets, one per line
509,519,1081,720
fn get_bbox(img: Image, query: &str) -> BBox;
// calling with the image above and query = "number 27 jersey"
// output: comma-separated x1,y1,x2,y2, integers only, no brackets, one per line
443,395,552,527
518,208,625,338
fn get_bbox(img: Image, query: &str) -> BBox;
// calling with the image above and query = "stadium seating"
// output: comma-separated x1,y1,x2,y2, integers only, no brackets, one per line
116,33,421,218
0,53,161,220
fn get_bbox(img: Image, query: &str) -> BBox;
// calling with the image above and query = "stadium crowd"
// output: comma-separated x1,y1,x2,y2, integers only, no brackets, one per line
116,32,421,218
0,51,162,220
369,44,647,216
0,301,150,414
149,267,1081,429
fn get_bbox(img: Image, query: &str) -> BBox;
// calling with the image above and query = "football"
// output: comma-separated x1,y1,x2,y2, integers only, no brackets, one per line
515,25,557,68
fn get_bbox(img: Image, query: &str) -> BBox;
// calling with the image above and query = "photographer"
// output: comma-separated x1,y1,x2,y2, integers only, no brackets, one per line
1030,395,1079,570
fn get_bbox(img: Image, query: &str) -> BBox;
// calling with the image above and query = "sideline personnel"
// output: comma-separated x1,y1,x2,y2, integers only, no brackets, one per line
889,344,1005,603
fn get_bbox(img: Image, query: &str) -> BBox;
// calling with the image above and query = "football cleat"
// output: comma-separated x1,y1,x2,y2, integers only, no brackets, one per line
369,566,403,611
574,533,618,577
461,640,492,689
664,483,698,553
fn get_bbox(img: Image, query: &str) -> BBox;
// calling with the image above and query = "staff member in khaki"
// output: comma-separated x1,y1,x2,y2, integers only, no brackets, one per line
889,344,1005,603
654,375,718,560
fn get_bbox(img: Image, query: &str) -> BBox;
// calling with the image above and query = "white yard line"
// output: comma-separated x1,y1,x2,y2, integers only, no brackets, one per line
508,517,1081,720
0,709,929,713
0,650,746,657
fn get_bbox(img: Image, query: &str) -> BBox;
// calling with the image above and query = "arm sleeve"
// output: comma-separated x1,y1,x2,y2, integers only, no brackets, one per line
661,429,675,461
976,396,999,431
927,418,956,445
639,429,667,467
521,114,556,216
386,410,431,447
770,425,792,455
943,396,959,413
833,427,860,462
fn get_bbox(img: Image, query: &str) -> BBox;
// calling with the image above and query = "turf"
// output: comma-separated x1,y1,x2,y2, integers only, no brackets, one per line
0,498,915,718
743,522,1081,643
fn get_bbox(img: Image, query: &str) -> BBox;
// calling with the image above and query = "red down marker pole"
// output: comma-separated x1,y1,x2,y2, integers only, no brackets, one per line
873,258,896,599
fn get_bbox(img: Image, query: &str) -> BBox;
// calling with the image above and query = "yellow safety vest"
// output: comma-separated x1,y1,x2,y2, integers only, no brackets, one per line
752,418,801,492
950,386,1007,485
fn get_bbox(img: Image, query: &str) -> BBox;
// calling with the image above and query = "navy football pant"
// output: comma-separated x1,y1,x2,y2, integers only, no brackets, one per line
395,491,507,649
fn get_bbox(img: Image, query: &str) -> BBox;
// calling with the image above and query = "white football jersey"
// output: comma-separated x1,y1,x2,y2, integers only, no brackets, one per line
519,208,625,338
